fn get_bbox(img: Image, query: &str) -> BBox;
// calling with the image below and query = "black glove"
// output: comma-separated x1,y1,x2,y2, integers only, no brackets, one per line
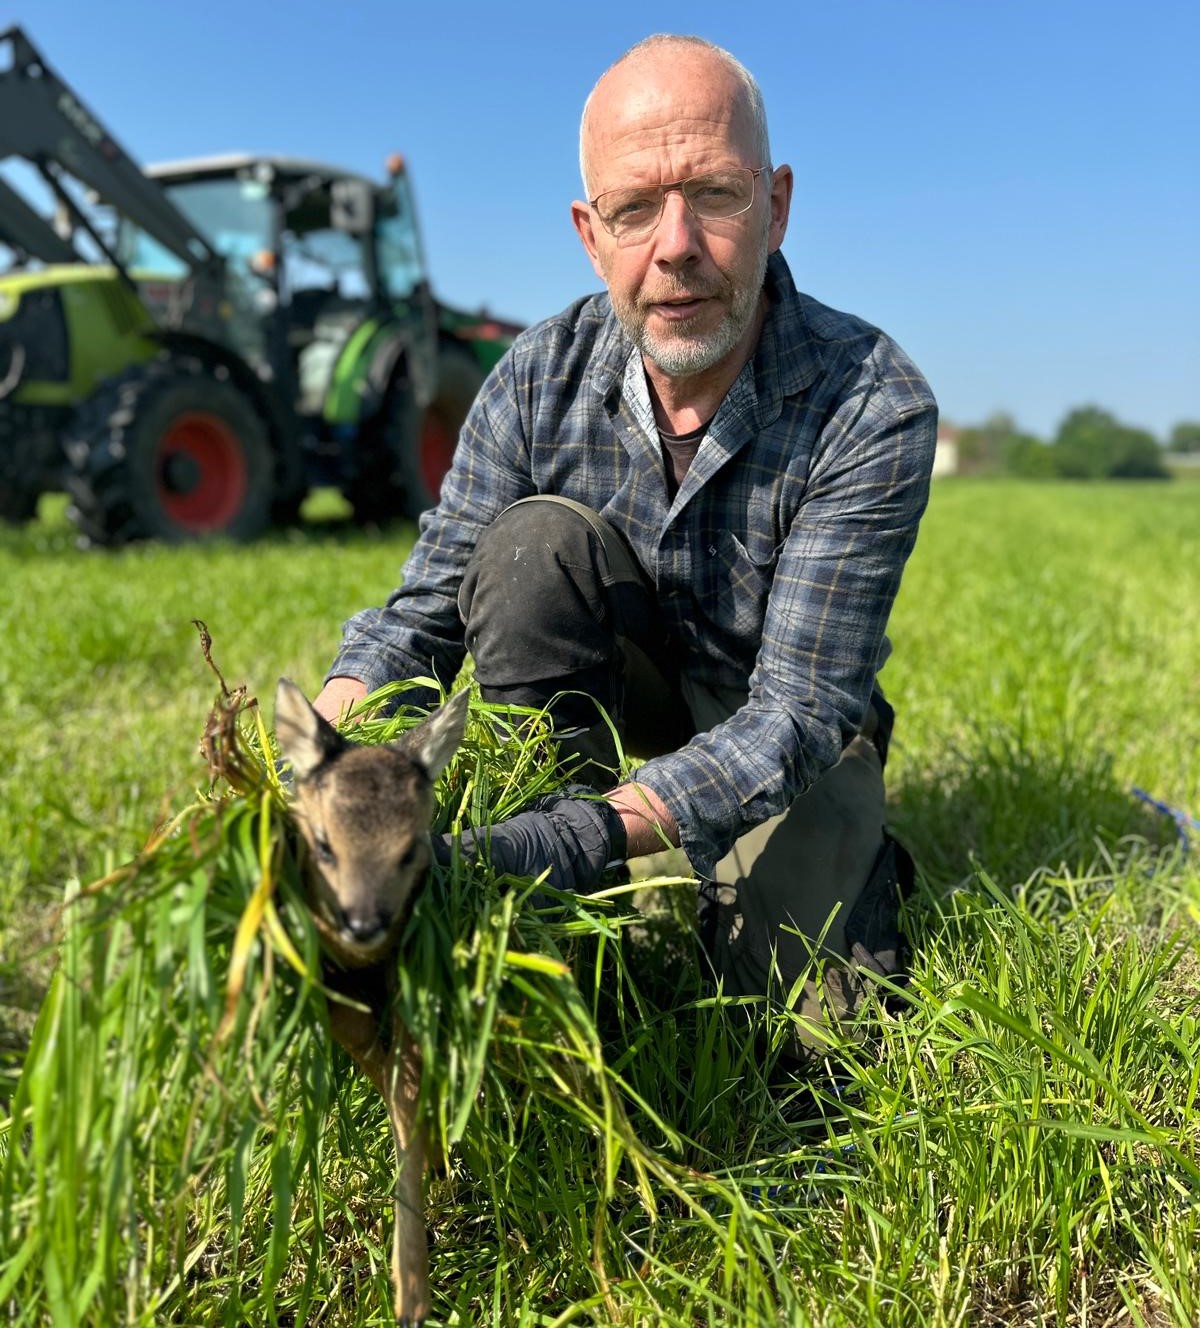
436,793,627,894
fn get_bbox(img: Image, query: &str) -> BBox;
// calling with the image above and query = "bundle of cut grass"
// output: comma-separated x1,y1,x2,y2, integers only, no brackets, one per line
0,663,830,1325
2,652,1199,1326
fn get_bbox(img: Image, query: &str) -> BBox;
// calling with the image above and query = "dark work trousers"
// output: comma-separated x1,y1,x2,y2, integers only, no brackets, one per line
458,496,911,1040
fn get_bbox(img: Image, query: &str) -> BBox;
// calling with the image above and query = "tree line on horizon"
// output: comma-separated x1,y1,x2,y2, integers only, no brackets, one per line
949,409,1200,480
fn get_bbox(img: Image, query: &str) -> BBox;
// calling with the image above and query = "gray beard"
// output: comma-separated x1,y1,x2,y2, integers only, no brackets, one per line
614,241,770,379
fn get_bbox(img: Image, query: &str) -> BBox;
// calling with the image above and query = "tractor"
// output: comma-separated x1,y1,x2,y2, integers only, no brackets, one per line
0,25,520,542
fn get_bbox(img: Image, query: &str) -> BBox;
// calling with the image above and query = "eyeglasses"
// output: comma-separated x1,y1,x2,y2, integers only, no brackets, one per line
589,166,768,241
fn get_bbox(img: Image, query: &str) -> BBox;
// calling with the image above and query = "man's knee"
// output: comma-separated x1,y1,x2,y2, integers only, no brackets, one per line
459,499,616,699
460,498,608,635
457,499,667,766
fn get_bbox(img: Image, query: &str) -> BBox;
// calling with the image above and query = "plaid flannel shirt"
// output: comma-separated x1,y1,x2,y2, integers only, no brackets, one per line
330,252,937,877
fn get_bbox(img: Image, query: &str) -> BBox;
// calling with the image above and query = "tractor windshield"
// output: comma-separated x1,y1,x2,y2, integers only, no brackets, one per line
117,176,272,362
117,176,273,277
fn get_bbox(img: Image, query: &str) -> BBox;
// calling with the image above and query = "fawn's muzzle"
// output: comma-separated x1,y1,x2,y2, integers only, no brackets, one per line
336,905,394,947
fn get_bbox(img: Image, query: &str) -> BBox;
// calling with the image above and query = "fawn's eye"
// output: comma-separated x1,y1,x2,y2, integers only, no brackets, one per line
314,834,336,865
398,842,417,868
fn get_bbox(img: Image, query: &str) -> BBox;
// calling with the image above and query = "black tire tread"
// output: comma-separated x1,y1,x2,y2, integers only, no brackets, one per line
65,354,276,546
0,399,59,523
397,340,485,519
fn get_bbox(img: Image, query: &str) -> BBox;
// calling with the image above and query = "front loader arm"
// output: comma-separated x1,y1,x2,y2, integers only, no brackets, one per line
0,26,220,279
0,175,78,264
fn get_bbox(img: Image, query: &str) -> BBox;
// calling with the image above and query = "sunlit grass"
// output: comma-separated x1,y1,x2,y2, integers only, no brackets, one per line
1,479,1198,1325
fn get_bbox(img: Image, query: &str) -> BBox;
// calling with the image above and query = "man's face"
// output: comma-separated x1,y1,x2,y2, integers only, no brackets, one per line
572,48,792,381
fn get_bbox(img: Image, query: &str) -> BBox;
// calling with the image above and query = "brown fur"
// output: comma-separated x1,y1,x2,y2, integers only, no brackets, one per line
274,679,468,1326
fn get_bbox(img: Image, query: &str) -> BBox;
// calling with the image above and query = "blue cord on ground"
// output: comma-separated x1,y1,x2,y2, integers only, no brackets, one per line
1131,787,1200,852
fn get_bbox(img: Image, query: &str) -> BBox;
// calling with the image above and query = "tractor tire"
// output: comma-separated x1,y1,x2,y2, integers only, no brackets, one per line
341,386,415,526
65,356,277,546
0,475,39,523
399,342,486,518
343,342,485,525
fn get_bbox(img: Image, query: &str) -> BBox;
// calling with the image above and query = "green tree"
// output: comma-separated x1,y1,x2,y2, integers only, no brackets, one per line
1167,421,1200,454
1054,406,1121,478
957,412,1023,476
1052,406,1169,480
1109,430,1170,478
1004,433,1058,478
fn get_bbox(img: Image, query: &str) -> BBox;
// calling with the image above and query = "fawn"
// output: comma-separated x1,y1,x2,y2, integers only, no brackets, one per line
274,678,469,1327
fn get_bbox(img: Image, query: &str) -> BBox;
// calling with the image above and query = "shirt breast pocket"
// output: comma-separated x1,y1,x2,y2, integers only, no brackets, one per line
701,529,777,649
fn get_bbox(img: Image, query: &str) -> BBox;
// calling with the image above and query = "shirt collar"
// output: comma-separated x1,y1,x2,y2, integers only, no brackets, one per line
587,292,636,409
757,250,824,397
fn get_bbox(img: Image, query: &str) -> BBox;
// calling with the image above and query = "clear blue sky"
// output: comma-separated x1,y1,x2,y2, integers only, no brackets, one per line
5,0,1198,441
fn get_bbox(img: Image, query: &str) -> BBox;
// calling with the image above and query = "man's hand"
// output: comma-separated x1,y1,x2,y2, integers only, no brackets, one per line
312,676,368,726
438,792,628,895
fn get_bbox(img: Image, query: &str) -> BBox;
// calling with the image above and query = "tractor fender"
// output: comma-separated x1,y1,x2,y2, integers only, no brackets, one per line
150,331,292,443
357,325,433,423
340,334,486,524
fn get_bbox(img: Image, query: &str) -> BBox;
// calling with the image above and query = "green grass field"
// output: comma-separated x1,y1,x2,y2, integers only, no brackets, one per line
1,479,1197,1326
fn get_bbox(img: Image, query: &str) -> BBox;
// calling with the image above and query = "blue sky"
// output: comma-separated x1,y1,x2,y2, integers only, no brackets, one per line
4,0,1197,440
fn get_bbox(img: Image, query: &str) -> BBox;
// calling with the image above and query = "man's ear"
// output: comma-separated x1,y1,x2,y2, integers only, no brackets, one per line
767,163,794,253
570,200,607,281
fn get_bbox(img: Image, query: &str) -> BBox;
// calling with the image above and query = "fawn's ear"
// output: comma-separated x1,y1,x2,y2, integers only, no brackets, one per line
274,677,346,781
399,688,469,780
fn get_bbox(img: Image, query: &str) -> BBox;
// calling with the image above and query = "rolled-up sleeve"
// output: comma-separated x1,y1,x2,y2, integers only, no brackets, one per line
327,347,534,699
633,384,937,878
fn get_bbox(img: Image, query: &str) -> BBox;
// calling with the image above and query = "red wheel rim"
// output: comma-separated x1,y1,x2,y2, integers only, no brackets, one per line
417,407,456,502
154,411,249,531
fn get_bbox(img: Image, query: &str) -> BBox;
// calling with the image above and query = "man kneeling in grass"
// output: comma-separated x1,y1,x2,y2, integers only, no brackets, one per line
314,33,937,1039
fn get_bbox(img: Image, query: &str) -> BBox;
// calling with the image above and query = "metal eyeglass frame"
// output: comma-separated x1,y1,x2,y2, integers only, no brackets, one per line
589,166,770,240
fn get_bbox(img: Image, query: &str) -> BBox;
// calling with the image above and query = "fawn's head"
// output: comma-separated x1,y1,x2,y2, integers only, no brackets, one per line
274,679,469,967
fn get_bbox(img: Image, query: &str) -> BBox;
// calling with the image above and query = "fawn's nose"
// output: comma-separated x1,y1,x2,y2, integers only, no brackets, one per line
338,906,392,947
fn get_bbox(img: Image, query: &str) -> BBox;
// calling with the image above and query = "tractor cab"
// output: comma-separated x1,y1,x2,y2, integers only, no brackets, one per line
116,155,435,426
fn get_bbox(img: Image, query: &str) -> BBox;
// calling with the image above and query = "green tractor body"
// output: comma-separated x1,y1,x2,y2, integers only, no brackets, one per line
0,26,520,541
0,265,157,519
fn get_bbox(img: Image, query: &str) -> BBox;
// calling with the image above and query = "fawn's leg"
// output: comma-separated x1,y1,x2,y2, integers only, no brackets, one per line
325,971,430,1326
381,1016,430,1326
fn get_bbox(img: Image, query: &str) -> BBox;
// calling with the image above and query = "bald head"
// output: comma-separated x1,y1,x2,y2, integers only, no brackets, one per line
579,35,771,198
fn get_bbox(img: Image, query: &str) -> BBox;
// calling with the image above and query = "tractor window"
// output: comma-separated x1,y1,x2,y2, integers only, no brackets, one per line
282,222,371,415
376,173,424,301
281,227,369,302
117,177,274,364
118,225,188,278
118,177,273,276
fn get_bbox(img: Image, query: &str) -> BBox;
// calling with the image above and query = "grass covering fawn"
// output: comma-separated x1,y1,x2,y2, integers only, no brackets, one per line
274,678,469,1327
